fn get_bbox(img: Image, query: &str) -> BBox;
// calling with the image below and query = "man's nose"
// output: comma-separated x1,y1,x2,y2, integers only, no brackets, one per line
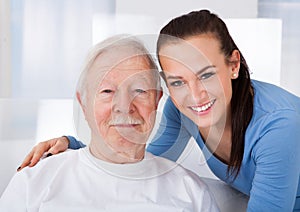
112,90,135,114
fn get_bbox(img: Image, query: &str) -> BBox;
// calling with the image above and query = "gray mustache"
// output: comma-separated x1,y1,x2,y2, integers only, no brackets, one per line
109,116,143,125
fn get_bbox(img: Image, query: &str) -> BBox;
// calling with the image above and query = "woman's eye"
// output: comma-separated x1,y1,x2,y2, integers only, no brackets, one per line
200,72,215,80
169,80,184,87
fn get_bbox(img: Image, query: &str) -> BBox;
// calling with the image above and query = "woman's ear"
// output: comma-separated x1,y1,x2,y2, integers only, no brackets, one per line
230,50,240,79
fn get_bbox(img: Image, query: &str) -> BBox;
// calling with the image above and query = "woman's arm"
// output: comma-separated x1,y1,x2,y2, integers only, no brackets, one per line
17,135,86,171
68,136,86,149
147,97,192,162
248,110,300,211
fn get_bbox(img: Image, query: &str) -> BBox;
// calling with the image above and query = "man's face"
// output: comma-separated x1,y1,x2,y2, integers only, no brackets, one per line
84,54,160,158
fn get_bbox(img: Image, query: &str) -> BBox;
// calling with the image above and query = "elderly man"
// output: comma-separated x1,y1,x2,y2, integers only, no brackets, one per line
0,35,219,212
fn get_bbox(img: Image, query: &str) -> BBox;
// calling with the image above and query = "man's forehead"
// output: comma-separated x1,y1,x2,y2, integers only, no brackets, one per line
92,52,150,70
87,66,155,90
101,67,156,85
109,67,154,79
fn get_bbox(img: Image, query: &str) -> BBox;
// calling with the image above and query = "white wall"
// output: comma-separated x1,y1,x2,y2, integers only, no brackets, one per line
259,1,300,96
116,0,258,20
224,18,282,86
113,0,258,39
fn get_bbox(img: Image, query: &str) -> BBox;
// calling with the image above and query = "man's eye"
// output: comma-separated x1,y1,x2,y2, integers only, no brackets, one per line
169,80,184,87
135,89,146,93
200,72,215,80
101,89,113,93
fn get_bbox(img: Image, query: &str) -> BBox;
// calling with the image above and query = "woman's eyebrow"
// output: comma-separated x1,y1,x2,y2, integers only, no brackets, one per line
195,65,216,76
166,65,216,80
166,75,183,80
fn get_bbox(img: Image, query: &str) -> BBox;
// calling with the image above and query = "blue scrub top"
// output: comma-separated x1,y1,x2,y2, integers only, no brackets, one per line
147,80,300,211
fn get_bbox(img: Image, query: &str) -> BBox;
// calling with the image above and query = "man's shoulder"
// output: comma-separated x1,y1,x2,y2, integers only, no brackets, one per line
40,149,80,165
20,149,82,178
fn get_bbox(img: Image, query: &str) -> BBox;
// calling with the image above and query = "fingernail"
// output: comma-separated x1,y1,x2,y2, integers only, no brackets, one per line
46,153,53,157
17,167,21,171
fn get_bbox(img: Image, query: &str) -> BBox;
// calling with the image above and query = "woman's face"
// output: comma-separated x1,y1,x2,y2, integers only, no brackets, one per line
159,35,239,130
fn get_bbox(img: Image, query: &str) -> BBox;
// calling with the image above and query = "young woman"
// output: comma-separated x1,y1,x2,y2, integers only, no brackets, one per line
18,10,300,211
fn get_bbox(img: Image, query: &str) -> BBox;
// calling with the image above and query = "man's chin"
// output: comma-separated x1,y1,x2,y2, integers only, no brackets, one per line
113,136,148,146
91,135,148,146
112,129,149,143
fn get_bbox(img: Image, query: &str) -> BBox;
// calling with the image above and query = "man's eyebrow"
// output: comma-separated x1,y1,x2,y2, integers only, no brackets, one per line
166,65,216,80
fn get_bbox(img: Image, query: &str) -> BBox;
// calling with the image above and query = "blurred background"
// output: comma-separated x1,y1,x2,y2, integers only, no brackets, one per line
0,0,299,201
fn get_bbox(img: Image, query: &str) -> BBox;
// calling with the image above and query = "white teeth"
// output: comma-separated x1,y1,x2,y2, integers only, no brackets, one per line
191,100,215,112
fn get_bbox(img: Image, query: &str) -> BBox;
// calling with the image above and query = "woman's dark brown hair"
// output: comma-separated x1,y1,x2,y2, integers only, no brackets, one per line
156,9,254,179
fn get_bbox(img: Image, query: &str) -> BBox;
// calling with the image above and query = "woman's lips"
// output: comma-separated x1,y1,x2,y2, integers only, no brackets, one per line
189,99,216,113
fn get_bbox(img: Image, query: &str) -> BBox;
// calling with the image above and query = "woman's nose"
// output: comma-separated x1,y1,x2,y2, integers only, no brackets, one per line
189,80,208,103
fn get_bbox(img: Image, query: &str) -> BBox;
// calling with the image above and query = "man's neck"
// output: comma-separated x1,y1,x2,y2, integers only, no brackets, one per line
88,141,145,164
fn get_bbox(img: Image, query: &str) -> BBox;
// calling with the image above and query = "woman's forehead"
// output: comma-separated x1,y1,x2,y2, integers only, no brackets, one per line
159,36,224,72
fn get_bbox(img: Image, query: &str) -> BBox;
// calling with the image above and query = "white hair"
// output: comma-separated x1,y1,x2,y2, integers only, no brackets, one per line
77,34,161,106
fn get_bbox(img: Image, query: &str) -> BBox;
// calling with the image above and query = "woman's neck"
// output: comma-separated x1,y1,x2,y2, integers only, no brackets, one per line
199,117,232,164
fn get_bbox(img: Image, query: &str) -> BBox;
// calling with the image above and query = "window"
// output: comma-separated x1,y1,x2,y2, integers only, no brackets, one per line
0,0,115,141
10,0,115,98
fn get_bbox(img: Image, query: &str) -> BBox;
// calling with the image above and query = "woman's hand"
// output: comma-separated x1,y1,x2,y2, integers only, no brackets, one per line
17,136,69,171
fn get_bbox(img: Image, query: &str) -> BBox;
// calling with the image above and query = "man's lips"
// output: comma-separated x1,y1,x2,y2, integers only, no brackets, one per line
111,124,139,128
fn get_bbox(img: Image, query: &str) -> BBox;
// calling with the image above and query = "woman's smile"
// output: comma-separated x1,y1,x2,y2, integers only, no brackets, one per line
189,99,216,114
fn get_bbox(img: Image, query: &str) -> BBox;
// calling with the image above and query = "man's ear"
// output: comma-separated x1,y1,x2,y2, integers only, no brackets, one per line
156,88,163,108
76,91,86,114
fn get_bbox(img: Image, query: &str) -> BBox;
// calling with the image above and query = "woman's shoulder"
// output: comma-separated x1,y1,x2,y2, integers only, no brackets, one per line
252,80,300,113
246,80,300,147
163,97,180,113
